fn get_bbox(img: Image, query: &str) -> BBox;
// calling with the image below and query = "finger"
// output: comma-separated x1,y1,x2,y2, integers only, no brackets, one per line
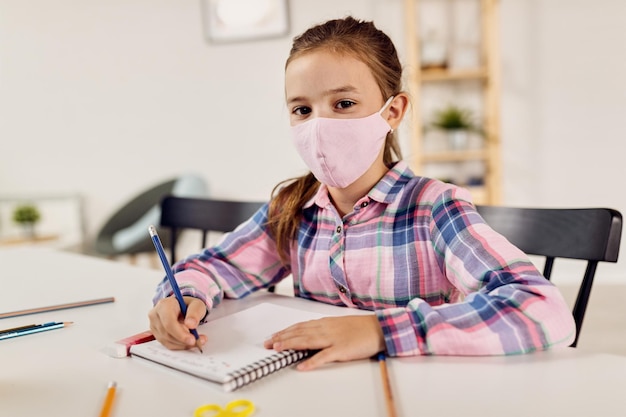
182,298,208,348
182,297,207,329
268,318,325,343
148,303,181,347
274,318,324,336
296,348,339,371
148,314,187,350
149,320,188,350
268,326,331,352
265,322,311,348
154,297,198,347
151,298,209,350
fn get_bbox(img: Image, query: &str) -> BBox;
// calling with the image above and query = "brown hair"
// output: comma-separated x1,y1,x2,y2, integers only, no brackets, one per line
267,16,405,262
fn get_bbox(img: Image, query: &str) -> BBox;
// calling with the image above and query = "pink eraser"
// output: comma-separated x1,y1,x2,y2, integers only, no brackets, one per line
102,330,155,358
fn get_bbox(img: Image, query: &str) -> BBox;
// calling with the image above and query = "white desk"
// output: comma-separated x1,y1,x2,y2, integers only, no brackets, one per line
1,247,626,417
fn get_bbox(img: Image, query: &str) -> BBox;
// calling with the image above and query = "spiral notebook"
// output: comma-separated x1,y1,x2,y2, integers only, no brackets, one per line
129,303,326,391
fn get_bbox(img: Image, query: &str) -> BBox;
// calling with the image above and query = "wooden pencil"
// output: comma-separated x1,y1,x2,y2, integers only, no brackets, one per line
378,352,398,417
98,381,117,417
0,297,115,319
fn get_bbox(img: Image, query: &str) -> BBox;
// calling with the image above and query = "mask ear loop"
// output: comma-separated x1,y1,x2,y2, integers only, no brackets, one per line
380,96,396,135
378,96,395,114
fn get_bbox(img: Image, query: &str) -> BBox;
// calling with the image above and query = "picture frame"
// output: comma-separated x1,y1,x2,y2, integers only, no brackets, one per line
201,0,290,44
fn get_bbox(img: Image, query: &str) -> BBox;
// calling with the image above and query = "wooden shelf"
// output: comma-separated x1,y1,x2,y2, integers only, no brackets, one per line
403,0,502,204
422,149,489,163
420,68,488,82
465,186,488,205
0,234,59,246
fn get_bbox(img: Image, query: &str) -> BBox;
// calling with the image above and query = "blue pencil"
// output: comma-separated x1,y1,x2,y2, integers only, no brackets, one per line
148,225,203,353
0,321,73,340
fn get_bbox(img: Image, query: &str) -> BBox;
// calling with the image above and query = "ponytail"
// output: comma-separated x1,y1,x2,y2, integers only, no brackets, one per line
267,173,319,263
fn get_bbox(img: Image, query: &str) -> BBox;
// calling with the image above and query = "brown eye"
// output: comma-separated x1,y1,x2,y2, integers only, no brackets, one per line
293,106,312,116
336,100,355,109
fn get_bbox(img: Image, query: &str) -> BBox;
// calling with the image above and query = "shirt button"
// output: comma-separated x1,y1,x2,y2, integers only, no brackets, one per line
338,285,347,294
336,225,342,233
360,201,369,208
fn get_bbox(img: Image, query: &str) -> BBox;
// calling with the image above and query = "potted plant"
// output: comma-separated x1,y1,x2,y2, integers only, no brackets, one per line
12,204,41,238
429,105,484,150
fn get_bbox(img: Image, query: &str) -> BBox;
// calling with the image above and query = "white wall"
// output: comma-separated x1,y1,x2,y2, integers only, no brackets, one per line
0,0,386,236
1,0,625,280
498,0,626,282
500,0,626,210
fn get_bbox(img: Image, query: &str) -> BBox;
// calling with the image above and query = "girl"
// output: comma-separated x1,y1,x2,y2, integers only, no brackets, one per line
149,16,575,370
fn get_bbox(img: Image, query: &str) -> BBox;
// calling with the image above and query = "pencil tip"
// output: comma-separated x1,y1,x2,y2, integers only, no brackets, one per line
196,340,204,353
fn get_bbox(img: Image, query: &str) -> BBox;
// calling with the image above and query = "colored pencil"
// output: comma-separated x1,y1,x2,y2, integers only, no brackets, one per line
0,321,73,340
98,381,117,417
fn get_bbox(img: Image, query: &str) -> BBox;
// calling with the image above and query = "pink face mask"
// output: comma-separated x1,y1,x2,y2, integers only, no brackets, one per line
291,97,394,188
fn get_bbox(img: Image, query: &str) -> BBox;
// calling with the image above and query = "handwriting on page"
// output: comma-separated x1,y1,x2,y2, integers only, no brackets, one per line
139,343,235,381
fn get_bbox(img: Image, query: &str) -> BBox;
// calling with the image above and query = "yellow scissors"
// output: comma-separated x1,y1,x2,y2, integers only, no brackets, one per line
193,399,255,417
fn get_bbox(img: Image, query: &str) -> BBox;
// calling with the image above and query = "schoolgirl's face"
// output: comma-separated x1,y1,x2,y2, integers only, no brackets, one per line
285,49,386,126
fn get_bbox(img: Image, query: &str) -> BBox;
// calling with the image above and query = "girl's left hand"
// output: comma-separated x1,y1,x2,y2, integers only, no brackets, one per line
263,315,385,370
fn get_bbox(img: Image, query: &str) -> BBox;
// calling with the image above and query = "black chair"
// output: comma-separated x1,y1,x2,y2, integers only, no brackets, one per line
159,196,274,293
476,205,622,347
160,196,266,263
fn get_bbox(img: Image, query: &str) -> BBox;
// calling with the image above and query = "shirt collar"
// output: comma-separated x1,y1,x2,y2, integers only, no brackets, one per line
303,160,415,209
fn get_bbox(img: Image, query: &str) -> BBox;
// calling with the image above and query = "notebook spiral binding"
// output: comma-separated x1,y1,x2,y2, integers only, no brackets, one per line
224,349,310,391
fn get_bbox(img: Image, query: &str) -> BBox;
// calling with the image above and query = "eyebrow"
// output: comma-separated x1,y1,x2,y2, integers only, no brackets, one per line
286,85,359,105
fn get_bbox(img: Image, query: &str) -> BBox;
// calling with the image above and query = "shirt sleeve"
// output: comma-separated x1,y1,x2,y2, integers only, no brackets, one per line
152,204,291,313
376,188,576,356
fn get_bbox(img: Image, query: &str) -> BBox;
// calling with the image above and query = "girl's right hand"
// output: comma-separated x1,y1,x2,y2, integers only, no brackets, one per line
148,296,208,350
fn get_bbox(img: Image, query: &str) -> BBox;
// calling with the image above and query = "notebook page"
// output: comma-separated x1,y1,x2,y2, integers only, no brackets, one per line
130,303,326,383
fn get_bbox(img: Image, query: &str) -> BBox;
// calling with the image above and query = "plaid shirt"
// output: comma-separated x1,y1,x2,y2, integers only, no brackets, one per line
154,160,575,356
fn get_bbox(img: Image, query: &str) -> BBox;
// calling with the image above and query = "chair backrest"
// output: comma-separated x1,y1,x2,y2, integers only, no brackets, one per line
159,196,266,264
476,205,622,347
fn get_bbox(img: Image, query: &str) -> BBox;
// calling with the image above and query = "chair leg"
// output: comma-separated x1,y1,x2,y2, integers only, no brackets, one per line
570,261,598,348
